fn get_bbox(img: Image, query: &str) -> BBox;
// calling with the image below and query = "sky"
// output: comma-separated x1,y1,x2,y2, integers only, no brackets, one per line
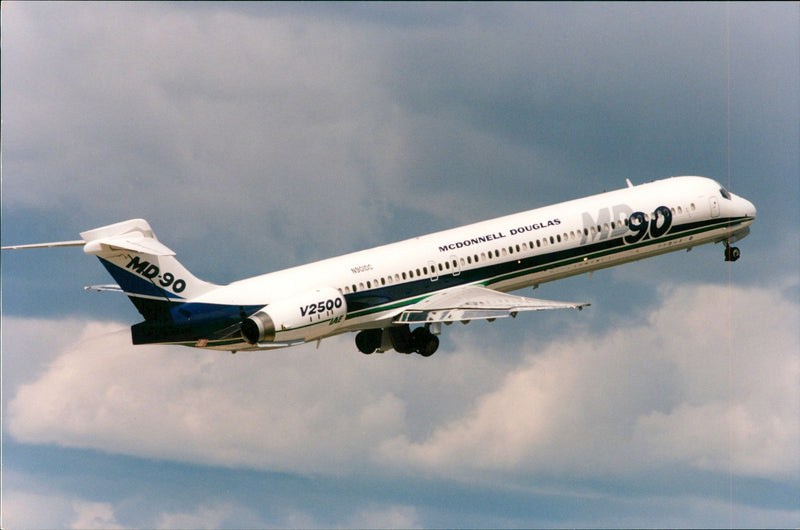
1,2,798,528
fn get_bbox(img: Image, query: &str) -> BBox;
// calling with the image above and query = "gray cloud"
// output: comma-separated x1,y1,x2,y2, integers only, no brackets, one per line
7,283,797,483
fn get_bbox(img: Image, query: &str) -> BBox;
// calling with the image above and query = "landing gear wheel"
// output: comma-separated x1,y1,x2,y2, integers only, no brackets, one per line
725,245,740,262
411,327,439,357
389,325,414,354
355,329,382,354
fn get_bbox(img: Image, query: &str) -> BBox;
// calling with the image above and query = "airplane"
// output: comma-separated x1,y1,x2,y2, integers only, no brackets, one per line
2,176,756,356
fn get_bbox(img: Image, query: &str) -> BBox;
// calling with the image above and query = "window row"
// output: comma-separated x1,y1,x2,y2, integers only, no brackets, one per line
339,203,695,294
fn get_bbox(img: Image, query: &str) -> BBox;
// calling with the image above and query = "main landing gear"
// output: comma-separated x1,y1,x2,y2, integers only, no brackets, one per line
355,324,439,357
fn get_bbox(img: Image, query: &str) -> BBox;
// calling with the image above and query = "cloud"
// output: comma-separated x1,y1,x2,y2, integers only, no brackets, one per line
347,504,421,529
154,502,261,530
0,489,75,530
6,283,797,487
0,479,125,530
378,283,799,481
1,2,417,266
6,3,794,270
70,501,125,530
4,316,501,475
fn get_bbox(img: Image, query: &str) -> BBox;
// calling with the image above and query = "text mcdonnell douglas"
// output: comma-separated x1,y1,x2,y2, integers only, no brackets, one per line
438,218,561,253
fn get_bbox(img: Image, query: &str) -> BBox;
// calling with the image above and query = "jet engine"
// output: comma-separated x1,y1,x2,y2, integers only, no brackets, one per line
241,287,347,344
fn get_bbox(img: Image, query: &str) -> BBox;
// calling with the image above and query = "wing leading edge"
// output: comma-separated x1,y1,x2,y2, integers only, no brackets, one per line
393,285,588,324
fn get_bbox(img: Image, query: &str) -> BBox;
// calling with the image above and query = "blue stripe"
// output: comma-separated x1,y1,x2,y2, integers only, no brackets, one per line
98,259,184,300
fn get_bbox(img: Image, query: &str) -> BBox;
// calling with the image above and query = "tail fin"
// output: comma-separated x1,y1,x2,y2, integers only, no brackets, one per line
81,219,219,322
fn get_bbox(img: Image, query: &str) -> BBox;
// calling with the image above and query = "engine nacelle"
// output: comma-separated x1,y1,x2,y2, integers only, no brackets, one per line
241,287,347,344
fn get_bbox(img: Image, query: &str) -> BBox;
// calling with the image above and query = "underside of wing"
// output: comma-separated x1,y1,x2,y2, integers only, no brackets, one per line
393,285,589,324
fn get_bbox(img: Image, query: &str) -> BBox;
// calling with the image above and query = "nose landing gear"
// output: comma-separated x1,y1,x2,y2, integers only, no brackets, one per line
724,243,740,262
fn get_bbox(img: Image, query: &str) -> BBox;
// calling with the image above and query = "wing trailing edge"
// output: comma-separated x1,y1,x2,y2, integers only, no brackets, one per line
393,285,588,324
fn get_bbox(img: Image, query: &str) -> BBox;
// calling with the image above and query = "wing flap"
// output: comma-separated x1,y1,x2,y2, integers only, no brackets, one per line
393,285,588,324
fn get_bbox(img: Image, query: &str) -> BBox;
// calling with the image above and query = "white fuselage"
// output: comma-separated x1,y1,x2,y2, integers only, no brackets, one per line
192,176,755,347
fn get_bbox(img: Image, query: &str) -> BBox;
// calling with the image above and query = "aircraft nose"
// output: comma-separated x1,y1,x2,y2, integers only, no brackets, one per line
742,197,757,219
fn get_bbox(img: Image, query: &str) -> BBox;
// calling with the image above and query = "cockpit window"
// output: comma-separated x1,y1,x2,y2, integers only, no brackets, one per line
719,187,732,200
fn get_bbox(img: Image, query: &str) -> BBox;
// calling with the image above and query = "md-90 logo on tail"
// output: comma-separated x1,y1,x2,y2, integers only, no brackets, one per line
125,256,186,293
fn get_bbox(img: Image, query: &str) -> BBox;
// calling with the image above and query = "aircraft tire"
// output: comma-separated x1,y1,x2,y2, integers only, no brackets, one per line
412,327,439,357
355,329,381,354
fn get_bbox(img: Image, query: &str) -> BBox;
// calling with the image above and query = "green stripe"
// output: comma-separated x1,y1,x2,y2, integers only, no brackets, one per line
344,216,750,319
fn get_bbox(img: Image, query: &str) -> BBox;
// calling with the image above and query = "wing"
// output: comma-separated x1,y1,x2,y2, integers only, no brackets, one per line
393,285,589,324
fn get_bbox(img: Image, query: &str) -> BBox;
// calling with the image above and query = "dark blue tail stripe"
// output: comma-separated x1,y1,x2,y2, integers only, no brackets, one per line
98,259,183,300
